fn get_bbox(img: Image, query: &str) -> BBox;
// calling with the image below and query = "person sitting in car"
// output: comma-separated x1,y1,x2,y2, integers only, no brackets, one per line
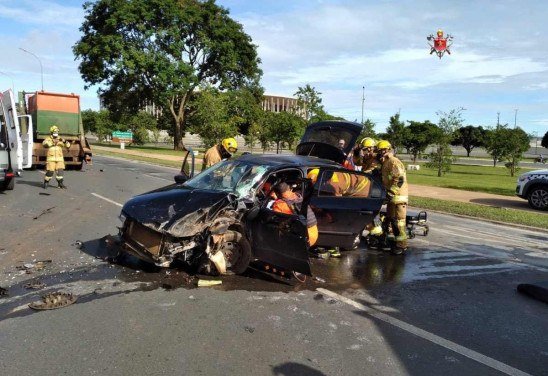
270,182,318,247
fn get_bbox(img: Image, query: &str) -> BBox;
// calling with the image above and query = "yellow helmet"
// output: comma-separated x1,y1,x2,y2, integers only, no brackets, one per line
361,137,376,148
221,137,238,154
307,168,319,183
50,125,60,134
376,140,392,150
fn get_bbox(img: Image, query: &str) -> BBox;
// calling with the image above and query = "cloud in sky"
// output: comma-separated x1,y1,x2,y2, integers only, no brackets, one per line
0,0,546,133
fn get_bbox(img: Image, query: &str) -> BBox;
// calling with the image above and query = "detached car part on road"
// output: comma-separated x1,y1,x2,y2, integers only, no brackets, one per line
516,169,548,211
117,121,427,277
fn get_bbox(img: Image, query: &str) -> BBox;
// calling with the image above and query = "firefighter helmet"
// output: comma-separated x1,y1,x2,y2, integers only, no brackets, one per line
221,137,238,154
307,168,319,183
49,125,60,134
360,137,376,148
376,140,392,150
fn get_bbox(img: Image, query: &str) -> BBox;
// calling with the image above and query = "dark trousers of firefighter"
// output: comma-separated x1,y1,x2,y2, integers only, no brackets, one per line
386,202,408,249
44,167,64,183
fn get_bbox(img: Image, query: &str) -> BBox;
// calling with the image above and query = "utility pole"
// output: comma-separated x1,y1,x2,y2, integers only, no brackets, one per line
497,112,500,126
514,109,518,128
361,86,365,124
19,48,44,91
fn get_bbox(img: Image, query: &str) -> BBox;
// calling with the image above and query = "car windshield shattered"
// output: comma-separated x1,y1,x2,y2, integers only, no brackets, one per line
182,159,269,199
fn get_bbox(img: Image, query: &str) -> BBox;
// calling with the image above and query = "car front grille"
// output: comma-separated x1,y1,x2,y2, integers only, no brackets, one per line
125,220,163,256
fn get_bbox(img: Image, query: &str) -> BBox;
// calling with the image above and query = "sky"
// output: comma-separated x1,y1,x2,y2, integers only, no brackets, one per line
0,0,546,134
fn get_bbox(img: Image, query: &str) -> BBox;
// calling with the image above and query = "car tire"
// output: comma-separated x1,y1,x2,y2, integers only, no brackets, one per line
219,230,251,275
528,186,548,211
4,177,14,190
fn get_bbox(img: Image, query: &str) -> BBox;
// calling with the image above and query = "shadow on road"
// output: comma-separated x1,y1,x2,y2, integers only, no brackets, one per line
272,362,326,376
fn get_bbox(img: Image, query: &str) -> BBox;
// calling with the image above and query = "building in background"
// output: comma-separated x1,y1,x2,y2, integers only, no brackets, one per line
262,95,305,118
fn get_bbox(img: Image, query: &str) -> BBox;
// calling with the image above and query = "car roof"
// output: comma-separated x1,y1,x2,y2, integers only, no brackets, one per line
235,153,342,169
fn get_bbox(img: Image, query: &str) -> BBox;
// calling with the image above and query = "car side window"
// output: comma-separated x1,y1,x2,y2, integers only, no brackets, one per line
318,170,372,198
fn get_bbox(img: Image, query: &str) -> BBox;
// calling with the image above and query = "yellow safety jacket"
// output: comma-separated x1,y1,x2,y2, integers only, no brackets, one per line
202,145,223,171
381,154,408,204
43,136,71,162
361,157,380,174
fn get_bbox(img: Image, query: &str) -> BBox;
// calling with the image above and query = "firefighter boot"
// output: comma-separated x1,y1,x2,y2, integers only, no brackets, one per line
58,180,67,189
43,180,49,189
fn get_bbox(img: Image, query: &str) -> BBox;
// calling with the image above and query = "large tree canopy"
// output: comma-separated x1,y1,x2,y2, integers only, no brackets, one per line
451,125,487,157
74,0,262,150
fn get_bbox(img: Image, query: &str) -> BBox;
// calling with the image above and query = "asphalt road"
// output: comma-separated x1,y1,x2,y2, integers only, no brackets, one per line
0,156,547,376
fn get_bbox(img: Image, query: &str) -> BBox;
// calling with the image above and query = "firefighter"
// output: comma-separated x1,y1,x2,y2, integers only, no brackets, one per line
360,137,380,174
43,125,70,189
202,137,238,171
377,140,408,254
306,169,340,257
271,182,318,247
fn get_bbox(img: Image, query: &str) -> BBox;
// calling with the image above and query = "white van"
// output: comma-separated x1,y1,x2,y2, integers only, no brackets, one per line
0,89,33,191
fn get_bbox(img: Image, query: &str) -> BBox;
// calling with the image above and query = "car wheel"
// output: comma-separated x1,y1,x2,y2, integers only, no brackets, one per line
218,230,251,275
5,178,14,190
528,186,548,211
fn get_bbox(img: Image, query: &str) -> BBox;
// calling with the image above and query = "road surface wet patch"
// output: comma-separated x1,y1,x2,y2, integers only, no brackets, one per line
0,236,529,320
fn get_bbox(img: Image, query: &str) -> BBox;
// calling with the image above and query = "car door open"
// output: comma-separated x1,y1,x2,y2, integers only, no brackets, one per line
310,169,385,249
174,148,195,184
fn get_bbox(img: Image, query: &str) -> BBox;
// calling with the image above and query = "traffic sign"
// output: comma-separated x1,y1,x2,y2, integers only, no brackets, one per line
112,131,133,143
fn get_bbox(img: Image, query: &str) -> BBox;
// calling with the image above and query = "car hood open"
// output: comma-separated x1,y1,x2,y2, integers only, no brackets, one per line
122,185,232,234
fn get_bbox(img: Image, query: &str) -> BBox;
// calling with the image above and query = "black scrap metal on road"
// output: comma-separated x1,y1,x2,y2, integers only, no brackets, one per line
0,154,547,376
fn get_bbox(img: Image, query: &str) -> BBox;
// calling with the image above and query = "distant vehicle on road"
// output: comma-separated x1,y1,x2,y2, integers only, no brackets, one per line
516,169,548,210
0,89,33,191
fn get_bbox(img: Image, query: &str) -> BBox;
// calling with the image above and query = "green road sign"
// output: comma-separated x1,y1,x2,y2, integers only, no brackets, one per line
112,131,133,139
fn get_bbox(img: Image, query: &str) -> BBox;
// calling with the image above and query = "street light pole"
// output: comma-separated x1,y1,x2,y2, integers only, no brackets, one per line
514,108,518,128
0,71,14,93
19,47,44,91
361,86,365,124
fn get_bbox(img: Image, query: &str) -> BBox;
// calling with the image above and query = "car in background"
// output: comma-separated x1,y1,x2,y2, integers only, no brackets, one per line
516,169,548,210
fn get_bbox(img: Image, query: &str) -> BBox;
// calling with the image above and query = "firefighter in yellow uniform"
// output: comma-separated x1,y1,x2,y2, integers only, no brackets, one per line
360,137,380,174
43,125,70,189
360,138,383,237
202,137,238,171
377,140,408,254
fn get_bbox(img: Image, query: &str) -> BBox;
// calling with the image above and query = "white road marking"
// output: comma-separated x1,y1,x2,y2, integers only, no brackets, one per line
317,288,532,376
91,193,123,207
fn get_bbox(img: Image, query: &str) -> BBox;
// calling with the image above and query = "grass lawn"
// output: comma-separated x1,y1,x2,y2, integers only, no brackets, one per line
410,196,548,229
406,164,522,196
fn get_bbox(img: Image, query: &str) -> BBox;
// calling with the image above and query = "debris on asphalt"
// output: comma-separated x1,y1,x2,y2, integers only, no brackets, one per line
72,240,83,248
197,279,222,287
33,206,56,220
24,281,46,290
16,260,52,273
29,292,77,310
313,276,326,283
244,326,255,333
0,287,8,298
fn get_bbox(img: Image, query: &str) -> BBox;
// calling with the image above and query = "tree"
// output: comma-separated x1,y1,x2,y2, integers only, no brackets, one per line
187,86,238,148
426,108,464,177
451,125,487,157
485,125,508,167
358,119,376,141
120,111,157,145
504,127,531,177
262,111,305,153
294,84,324,122
542,130,548,148
81,109,119,142
402,120,437,163
385,113,406,153
74,0,261,150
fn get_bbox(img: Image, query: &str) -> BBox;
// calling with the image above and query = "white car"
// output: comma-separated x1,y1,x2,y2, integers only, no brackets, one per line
516,169,548,211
